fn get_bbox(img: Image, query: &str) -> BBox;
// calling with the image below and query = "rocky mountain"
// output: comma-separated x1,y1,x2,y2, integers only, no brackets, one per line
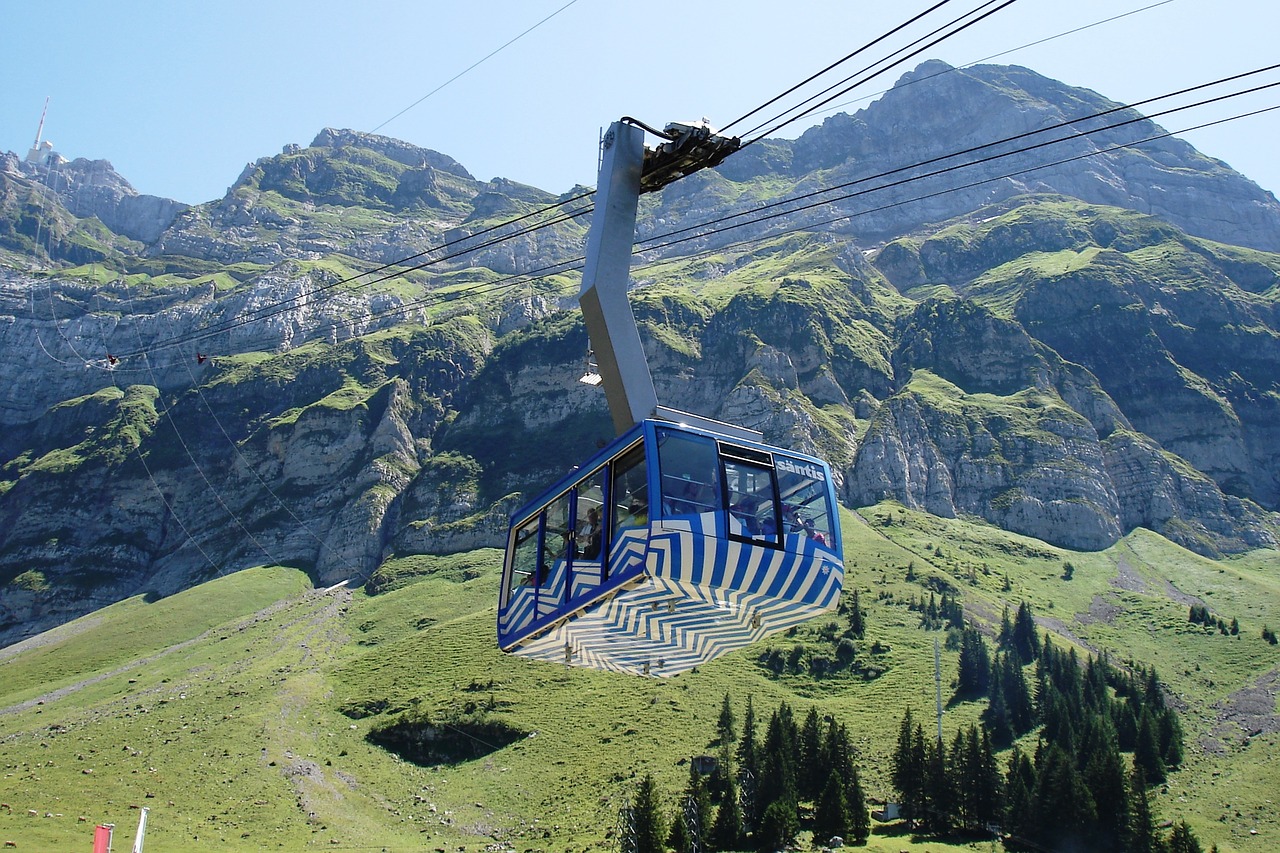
1,61,1278,647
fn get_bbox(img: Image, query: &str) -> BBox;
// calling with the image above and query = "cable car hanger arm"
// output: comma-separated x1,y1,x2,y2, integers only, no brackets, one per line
579,117,754,440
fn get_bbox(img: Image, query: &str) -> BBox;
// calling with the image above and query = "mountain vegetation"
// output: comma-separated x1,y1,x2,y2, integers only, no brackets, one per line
0,60,1278,850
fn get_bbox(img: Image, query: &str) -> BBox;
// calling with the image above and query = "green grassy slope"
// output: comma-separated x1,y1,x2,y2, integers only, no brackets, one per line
0,517,1276,852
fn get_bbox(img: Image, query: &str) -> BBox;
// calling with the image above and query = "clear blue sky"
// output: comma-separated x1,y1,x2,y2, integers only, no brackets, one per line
2,0,1277,205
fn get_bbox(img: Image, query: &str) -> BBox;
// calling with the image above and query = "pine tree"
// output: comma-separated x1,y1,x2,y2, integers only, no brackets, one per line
1134,708,1167,784
717,692,736,747
982,659,1014,746
923,735,954,833
1003,746,1037,843
891,709,926,824
667,809,693,853
1081,717,1130,853
1160,708,1185,769
813,771,850,843
1030,743,1097,852
973,728,1003,831
679,760,713,852
1129,765,1158,853
736,695,758,781
1013,601,1041,663
710,772,743,851
756,799,799,853
848,588,865,638
799,706,823,800
998,603,1014,647
956,627,992,698
998,651,1036,735
757,705,798,817
845,763,871,843
949,728,974,830
1166,819,1204,853
630,773,667,853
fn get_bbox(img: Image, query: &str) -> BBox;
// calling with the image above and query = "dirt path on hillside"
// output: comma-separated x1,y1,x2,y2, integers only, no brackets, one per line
0,592,309,717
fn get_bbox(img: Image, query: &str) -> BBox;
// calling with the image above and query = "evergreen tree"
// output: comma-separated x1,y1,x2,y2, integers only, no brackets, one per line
845,764,871,843
799,706,823,800
956,627,992,698
737,695,758,781
1114,699,1139,752
756,704,798,819
717,692,736,747
1013,601,1041,663
813,771,850,843
848,589,865,639
1160,708,1185,769
667,810,693,853
1167,819,1204,853
951,725,1001,832
1129,765,1158,853
710,772,743,851
891,709,926,825
756,799,799,853
630,773,667,853
1003,746,1037,843
998,651,1036,735
710,737,734,803
982,660,1015,746
1030,743,1097,852
999,603,1014,648
679,760,713,852
1134,708,1167,784
973,728,1003,831
1081,717,1130,853
819,718,855,788
949,729,974,830
923,735,954,833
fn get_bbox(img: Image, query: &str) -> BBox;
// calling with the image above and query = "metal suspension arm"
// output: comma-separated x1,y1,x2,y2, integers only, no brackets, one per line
579,118,747,438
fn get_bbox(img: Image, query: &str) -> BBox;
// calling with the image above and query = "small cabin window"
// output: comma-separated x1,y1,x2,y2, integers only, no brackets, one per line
611,444,649,536
776,455,835,548
504,517,541,605
722,455,780,547
657,428,720,517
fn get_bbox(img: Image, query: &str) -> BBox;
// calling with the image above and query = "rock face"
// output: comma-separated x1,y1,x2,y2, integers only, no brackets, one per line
2,62,1280,647
16,156,188,243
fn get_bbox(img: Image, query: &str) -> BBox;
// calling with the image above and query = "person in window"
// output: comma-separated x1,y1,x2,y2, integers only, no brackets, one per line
579,506,602,559
802,516,827,546
731,499,760,535
622,498,648,527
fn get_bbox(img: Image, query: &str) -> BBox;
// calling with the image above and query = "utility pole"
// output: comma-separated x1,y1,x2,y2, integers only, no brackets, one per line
934,637,943,743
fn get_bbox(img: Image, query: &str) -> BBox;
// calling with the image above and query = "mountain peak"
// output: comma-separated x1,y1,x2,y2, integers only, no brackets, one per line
309,127,474,180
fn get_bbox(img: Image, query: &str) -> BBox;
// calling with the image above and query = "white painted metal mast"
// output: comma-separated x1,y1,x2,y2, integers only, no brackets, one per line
131,806,148,853
26,97,51,164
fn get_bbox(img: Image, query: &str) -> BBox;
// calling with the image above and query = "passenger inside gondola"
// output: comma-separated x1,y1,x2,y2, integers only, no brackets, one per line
579,506,602,559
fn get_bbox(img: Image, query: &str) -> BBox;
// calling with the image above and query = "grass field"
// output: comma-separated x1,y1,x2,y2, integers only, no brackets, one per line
1,509,1276,851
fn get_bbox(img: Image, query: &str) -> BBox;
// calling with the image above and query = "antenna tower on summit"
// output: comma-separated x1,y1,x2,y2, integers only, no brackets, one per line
26,97,56,166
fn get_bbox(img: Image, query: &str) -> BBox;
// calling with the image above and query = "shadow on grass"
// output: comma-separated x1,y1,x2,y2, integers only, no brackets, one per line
366,708,528,766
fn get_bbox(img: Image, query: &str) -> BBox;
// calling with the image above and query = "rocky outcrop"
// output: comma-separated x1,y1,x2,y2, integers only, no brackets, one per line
25,157,188,242
844,297,1277,555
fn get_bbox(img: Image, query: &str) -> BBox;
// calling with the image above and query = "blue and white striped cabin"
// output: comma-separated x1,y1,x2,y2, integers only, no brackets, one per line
497,419,844,677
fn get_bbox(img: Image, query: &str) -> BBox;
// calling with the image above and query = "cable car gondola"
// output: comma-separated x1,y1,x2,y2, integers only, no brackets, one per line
498,418,843,676
497,118,844,676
